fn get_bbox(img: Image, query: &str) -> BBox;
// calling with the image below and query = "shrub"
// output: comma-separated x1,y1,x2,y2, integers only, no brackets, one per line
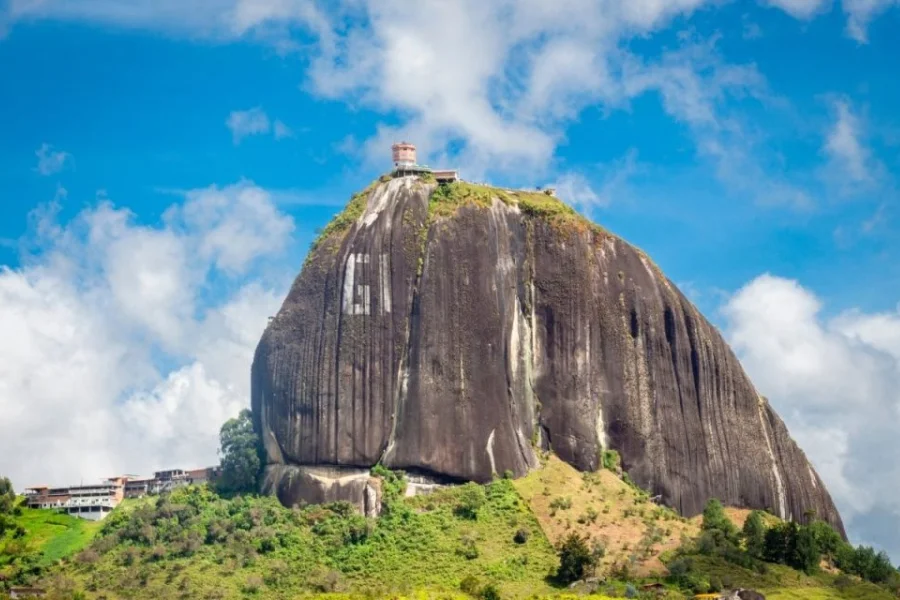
243,574,263,594
601,450,621,471
455,483,487,519
458,533,480,559
577,506,599,524
556,532,595,584
514,528,530,544
549,497,572,512
75,549,101,565
481,583,501,600
309,567,345,593
460,575,482,596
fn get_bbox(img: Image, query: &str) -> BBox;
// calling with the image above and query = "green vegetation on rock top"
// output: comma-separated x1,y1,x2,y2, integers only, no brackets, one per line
307,176,609,264
427,180,605,236
307,185,373,256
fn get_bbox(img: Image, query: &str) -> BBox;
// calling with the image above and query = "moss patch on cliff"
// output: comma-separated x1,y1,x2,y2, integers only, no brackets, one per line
308,185,374,255
425,181,607,240
428,181,503,218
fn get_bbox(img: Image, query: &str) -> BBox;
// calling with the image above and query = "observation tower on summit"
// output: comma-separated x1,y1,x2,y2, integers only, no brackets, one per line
390,141,459,183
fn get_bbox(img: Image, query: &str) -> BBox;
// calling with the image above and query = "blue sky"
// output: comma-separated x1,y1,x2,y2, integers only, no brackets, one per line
1,0,899,561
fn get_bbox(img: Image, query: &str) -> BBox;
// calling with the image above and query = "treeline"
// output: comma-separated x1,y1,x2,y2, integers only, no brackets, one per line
670,499,899,592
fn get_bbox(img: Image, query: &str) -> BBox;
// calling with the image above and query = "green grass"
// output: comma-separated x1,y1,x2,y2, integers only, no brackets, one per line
2,506,102,567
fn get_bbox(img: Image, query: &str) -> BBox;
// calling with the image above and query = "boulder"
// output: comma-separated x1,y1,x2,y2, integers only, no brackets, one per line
251,177,844,536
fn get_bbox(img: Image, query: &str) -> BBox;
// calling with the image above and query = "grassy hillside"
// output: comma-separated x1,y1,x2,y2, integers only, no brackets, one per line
3,460,897,600
0,505,101,573
33,477,562,599
514,454,700,576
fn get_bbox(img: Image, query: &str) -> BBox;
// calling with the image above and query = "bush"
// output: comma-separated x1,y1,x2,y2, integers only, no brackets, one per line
601,450,621,471
577,506,599,524
556,532,595,584
458,533,480,559
309,567,344,593
513,528,530,544
549,496,572,513
75,549,101,565
243,574,264,594
454,483,487,520
481,583,501,600
460,575,482,596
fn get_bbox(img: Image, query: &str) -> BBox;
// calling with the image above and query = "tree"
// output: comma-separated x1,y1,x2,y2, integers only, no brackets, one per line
792,524,820,573
217,409,262,494
556,532,595,584
808,520,842,560
0,476,14,514
763,522,793,564
701,498,737,540
742,511,767,559
0,476,16,537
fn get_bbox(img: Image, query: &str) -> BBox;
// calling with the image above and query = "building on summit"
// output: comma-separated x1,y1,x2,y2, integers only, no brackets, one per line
390,142,459,183
24,467,220,521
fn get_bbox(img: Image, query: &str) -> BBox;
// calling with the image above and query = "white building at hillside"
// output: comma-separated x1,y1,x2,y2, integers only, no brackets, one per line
25,477,126,521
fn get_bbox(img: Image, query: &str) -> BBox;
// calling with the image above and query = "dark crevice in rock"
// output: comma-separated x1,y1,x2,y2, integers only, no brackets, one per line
684,311,703,421
629,307,640,339
663,305,686,420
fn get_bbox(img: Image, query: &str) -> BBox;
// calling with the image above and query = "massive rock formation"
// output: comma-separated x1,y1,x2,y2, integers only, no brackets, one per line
251,177,844,534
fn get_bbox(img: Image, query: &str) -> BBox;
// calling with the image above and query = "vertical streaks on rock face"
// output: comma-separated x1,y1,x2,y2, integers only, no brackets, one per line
253,179,844,536
386,201,538,481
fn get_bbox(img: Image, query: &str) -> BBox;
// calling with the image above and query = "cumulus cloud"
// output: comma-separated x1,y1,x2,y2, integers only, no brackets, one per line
34,143,72,176
0,182,293,489
723,274,900,559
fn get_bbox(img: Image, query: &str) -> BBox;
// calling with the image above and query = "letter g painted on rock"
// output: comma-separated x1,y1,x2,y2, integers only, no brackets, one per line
342,253,392,316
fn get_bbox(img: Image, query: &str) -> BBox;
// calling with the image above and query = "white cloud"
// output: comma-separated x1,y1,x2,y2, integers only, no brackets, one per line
4,0,329,42
34,143,72,176
551,173,602,213
4,1,898,166
823,99,883,193
226,109,295,144
826,100,869,180
551,149,641,215
226,107,271,144
762,0,829,18
0,182,292,489
273,120,293,139
723,274,900,558
843,0,900,42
